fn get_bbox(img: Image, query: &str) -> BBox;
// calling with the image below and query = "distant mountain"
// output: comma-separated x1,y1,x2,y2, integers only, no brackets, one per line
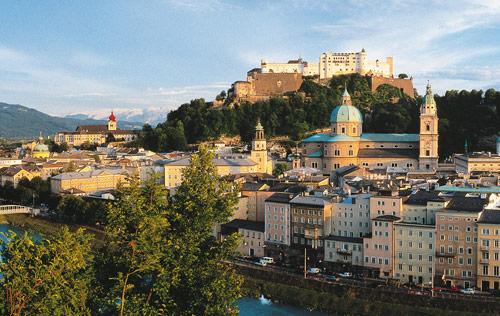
65,107,169,126
0,102,143,139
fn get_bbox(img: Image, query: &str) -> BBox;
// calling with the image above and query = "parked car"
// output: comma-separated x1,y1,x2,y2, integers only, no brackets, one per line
254,261,267,267
460,288,475,295
324,275,337,282
260,257,274,264
338,272,353,278
307,267,320,274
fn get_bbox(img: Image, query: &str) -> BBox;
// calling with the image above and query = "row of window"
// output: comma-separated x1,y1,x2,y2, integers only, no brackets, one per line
292,217,324,225
337,211,370,218
292,209,323,216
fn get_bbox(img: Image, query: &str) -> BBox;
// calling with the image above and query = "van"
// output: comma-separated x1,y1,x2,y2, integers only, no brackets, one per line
259,257,274,264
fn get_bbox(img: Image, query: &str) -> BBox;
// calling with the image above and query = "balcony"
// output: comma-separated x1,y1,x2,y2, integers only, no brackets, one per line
336,248,352,256
480,245,490,251
435,251,456,258
480,258,489,264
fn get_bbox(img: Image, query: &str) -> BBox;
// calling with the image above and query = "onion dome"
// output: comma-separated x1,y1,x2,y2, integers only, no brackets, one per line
108,111,116,122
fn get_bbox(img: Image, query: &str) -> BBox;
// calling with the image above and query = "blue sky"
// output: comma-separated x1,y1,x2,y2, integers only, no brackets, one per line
1,0,499,117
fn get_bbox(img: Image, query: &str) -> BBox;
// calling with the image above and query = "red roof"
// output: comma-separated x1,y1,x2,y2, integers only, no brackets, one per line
108,111,116,122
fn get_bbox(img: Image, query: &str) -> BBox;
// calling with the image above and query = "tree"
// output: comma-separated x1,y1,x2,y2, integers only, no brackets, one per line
0,227,93,316
398,73,409,79
106,133,116,143
273,162,290,177
56,194,88,223
94,147,242,315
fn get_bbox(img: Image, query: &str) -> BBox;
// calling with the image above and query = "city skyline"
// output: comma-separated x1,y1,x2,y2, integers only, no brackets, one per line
1,0,499,117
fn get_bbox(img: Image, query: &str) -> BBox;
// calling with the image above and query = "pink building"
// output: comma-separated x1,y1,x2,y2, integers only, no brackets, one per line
363,215,400,278
264,193,294,259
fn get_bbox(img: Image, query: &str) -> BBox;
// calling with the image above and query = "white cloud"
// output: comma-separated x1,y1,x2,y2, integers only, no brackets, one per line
70,51,111,68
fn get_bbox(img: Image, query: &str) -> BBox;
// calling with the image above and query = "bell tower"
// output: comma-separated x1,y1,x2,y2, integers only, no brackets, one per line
250,119,271,174
419,82,439,171
107,111,117,131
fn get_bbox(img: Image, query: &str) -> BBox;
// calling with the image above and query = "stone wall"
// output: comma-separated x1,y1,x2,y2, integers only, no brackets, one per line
371,76,415,98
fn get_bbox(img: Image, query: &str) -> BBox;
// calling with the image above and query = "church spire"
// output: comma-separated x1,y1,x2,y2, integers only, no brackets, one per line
341,83,352,105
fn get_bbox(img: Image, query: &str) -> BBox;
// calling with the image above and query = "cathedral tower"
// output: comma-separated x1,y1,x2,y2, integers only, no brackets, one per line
250,119,271,174
419,82,439,171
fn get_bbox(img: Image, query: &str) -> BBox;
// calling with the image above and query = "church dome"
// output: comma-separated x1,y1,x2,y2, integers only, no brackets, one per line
33,143,49,152
330,105,363,124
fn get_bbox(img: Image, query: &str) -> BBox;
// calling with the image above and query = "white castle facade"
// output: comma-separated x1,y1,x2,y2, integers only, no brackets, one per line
260,49,393,79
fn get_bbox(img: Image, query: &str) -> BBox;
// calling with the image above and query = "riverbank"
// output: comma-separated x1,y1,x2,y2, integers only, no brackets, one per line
238,265,497,315
1,214,105,247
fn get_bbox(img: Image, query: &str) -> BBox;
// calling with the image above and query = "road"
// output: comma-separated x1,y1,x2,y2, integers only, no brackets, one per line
230,258,500,303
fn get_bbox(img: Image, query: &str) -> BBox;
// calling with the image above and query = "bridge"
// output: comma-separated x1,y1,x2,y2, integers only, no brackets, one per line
0,205,40,216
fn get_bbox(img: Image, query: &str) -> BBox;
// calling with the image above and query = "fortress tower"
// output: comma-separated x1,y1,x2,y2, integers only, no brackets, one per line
418,82,439,171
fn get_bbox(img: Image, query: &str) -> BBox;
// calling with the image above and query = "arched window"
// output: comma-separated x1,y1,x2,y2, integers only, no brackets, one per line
426,124,430,132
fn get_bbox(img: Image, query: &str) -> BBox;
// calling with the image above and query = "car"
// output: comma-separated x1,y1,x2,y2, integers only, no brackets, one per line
338,272,353,278
254,261,267,267
324,275,337,282
450,286,461,293
460,288,475,295
307,267,320,274
259,257,274,264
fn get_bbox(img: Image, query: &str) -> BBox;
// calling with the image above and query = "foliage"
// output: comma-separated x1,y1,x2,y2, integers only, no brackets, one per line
273,162,290,177
137,74,498,160
55,195,108,225
0,227,94,316
93,147,242,315
0,177,54,207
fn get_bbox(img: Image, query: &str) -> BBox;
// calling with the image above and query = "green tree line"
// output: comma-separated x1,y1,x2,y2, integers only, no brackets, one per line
134,74,499,159
0,147,242,315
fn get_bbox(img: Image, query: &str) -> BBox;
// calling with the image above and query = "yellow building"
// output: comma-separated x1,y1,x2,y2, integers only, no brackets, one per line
0,166,41,187
54,112,137,147
476,209,500,291
50,169,130,195
163,122,272,188
301,83,439,173
454,152,500,175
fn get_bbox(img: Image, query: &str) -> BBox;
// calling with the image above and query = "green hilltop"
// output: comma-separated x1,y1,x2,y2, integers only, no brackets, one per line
135,74,500,160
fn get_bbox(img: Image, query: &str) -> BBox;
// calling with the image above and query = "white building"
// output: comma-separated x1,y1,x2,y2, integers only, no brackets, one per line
331,193,372,238
260,49,393,80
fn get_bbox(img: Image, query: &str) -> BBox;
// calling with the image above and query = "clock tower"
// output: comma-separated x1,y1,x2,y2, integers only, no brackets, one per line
419,82,439,171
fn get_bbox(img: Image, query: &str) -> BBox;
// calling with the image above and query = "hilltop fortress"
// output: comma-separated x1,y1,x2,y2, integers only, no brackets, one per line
229,49,414,103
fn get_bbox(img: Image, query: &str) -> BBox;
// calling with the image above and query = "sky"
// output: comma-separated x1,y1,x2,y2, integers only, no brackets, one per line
1,0,500,118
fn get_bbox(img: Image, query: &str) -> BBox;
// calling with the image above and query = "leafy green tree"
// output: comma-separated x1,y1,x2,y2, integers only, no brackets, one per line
0,227,93,316
56,194,88,223
94,147,242,315
273,162,290,177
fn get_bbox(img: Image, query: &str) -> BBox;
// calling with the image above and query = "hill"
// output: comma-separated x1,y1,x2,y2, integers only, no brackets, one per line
0,102,143,139
134,74,500,159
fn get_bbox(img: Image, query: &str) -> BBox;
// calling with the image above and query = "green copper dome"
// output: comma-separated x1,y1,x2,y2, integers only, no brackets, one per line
330,105,363,124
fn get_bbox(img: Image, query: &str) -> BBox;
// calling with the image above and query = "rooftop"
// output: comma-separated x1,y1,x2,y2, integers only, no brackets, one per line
445,196,486,212
324,235,363,244
357,148,419,159
436,185,500,194
290,195,331,207
477,209,500,224
265,192,295,204
221,219,265,232
302,133,419,143
404,190,445,205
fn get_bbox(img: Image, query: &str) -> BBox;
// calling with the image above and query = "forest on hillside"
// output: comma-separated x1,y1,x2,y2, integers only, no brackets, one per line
134,74,500,160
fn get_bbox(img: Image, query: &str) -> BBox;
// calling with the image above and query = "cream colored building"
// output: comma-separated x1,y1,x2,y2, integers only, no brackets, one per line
50,169,130,195
454,152,500,175
394,222,435,285
55,112,137,147
331,193,372,238
163,121,272,188
325,236,364,267
260,49,393,79
301,83,439,174
476,209,500,291
221,219,265,257
0,166,41,187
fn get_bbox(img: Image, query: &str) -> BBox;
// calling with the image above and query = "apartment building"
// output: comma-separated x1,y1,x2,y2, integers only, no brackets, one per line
363,215,399,278
476,209,500,291
325,235,364,267
264,193,294,259
394,222,435,285
331,193,372,238
290,195,333,263
435,196,486,289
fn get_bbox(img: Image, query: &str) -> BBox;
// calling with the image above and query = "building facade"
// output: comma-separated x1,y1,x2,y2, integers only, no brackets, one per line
454,152,500,175
50,169,130,194
476,209,500,291
55,112,137,146
301,83,439,174
331,193,371,238
325,236,364,267
363,215,399,278
394,222,435,285
264,193,294,259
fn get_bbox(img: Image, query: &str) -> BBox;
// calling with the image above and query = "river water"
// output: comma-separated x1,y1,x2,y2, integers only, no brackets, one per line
1,224,326,315
238,297,327,315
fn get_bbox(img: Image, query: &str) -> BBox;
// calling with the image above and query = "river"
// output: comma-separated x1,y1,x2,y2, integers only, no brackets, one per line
238,297,327,315
1,223,326,315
